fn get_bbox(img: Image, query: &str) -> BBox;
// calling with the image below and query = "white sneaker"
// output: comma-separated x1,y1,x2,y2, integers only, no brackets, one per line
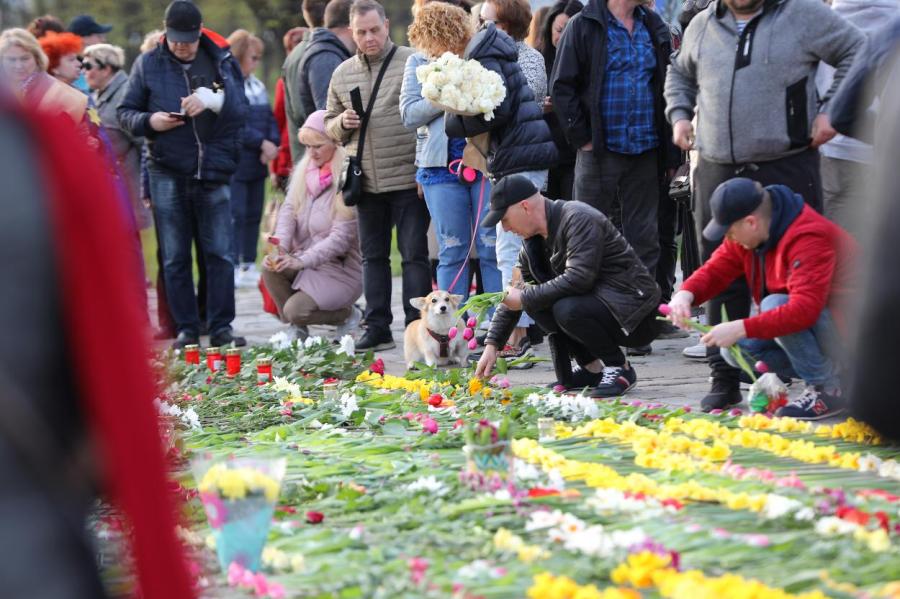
236,263,260,289
333,305,363,340
682,342,708,360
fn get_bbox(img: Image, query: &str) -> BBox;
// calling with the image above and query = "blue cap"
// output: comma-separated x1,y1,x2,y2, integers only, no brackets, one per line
702,178,765,241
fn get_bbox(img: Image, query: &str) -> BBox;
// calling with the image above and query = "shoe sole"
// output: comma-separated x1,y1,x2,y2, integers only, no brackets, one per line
355,341,396,353
783,406,846,421
683,352,708,361
589,379,637,399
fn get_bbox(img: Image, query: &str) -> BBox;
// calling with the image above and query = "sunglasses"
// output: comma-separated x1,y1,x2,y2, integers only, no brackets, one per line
82,60,106,71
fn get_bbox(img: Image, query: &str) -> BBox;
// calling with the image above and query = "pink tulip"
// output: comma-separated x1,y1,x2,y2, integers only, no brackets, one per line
754,361,769,373
552,384,566,393
467,338,478,351
448,326,458,340
462,327,474,341
658,303,672,316
746,534,771,547
709,409,724,416
467,316,478,328
422,418,438,434
729,408,743,417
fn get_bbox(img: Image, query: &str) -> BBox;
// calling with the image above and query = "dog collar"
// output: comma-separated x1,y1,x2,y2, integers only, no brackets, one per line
427,328,451,358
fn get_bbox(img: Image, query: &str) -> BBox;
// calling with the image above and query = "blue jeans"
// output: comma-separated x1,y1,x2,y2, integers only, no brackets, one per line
423,178,501,301
149,168,235,337
229,176,265,265
495,169,548,328
721,294,842,389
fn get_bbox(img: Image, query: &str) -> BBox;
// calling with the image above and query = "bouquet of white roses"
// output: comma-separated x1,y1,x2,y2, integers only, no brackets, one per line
416,52,506,120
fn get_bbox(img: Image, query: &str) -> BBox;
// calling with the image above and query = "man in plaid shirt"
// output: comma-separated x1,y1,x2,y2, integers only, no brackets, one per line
550,0,679,292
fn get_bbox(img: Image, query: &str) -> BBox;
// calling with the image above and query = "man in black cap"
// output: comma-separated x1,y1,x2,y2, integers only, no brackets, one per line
68,14,112,93
119,0,249,350
474,174,660,398
664,178,858,419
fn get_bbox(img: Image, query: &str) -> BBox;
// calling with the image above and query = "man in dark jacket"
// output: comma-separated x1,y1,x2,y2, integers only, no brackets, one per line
663,0,863,411
118,1,248,349
283,0,330,164
475,175,660,398
666,178,858,419
297,0,355,118
550,0,678,281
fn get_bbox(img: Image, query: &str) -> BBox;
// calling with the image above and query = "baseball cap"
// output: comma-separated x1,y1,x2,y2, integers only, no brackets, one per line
481,175,539,228
165,1,203,43
68,15,113,37
702,178,765,241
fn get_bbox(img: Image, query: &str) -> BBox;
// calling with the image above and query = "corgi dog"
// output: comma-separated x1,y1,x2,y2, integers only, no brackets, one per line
404,291,468,369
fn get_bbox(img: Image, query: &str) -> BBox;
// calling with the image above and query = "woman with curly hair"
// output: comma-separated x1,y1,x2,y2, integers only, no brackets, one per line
407,1,557,362
402,0,502,306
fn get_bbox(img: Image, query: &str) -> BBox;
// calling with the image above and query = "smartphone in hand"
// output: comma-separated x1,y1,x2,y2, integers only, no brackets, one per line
167,112,187,121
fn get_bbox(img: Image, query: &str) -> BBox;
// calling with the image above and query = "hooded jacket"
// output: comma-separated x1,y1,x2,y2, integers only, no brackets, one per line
549,0,679,171
487,199,660,347
118,33,248,183
681,185,859,339
444,24,558,178
298,28,353,119
664,0,864,165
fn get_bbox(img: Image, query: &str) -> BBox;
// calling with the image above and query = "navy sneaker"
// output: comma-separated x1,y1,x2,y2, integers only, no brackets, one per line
776,385,845,420
589,365,637,398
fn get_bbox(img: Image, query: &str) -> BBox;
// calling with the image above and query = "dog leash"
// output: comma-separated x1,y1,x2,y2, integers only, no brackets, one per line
445,160,488,295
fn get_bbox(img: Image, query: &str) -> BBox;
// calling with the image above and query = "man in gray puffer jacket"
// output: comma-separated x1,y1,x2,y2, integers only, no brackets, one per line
663,0,864,412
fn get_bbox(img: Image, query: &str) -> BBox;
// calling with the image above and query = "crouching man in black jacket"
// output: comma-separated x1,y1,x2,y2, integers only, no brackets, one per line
474,175,660,397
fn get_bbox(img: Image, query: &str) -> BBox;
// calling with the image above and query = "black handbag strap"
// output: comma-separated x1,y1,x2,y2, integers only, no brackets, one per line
355,45,398,162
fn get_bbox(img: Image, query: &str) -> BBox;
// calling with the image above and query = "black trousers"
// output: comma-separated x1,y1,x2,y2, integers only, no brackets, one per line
656,180,678,302
693,148,822,379
573,147,660,277
531,294,658,367
356,188,431,332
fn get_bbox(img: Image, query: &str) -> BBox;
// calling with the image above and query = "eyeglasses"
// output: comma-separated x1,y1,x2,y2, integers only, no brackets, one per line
82,60,106,71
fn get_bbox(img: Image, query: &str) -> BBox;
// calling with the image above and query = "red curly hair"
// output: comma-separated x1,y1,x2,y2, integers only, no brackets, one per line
38,32,83,72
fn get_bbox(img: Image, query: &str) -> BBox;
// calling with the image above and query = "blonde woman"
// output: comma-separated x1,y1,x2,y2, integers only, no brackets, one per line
262,110,363,340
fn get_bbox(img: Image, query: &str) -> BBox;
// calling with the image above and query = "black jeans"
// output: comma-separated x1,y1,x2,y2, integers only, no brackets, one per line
546,163,575,202
531,295,658,367
693,147,822,379
573,147,660,276
356,188,431,332
656,180,678,302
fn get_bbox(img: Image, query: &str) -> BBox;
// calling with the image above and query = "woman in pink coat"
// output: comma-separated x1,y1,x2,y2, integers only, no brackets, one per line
262,110,363,340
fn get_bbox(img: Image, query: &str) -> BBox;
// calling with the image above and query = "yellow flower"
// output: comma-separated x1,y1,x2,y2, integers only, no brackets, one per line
610,551,672,588
468,377,484,395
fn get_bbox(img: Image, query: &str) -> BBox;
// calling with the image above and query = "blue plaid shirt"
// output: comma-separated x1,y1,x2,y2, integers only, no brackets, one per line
601,9,658,155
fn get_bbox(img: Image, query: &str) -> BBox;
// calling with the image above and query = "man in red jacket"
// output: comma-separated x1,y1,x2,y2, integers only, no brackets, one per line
666,178,857,419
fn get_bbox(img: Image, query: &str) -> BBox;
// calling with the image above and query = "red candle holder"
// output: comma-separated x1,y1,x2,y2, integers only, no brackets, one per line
256,357,272,384
184,344,200,365
225,348,241,377
206,347,222,372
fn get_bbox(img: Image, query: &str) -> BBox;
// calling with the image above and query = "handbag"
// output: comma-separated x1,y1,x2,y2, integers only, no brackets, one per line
342,46,398,206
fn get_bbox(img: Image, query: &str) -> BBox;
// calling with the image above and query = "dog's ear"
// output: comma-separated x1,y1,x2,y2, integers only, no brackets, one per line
449,294,464,306
409,297,426,310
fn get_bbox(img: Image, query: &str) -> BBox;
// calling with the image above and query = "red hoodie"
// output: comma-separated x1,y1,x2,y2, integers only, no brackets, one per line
682,205,858,340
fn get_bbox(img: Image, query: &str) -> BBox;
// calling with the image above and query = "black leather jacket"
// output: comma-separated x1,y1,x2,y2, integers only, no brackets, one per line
486,199,660,347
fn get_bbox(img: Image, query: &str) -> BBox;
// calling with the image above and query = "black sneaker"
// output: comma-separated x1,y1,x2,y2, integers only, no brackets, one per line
589,365,637,398
656,321,690,340
626,344,652,357
776,385,845,420
172,331,199,350
210,330,247,348
700,377,742,412
355,329,396,352
548,367,603,391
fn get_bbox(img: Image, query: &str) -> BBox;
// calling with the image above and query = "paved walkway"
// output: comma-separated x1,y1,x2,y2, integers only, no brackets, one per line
151,277,719,411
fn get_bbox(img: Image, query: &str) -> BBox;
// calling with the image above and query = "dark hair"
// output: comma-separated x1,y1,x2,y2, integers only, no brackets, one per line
350,0,387,22
540,0,581,77
486,0,532,42
302,0,331,28
325,0,354,28
28,15,65,39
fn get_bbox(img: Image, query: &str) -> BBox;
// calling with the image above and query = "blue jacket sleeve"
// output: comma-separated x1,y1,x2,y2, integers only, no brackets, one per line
117,55,155,139
400,53,443,129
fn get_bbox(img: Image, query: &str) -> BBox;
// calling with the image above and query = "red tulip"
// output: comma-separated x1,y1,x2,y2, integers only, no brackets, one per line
305,511,325,524
466,317,478,328
369,358,385,375
462,327,474,341
428,393,443,407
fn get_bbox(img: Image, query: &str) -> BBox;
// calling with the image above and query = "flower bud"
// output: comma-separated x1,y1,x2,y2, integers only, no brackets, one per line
658,303,672,316
754,361,769,373
467,317,478,328
448,327,458,340
462,327,475,341
468,338,478,350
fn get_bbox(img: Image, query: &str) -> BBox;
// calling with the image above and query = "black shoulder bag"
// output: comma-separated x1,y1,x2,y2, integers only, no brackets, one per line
342,46,398,206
